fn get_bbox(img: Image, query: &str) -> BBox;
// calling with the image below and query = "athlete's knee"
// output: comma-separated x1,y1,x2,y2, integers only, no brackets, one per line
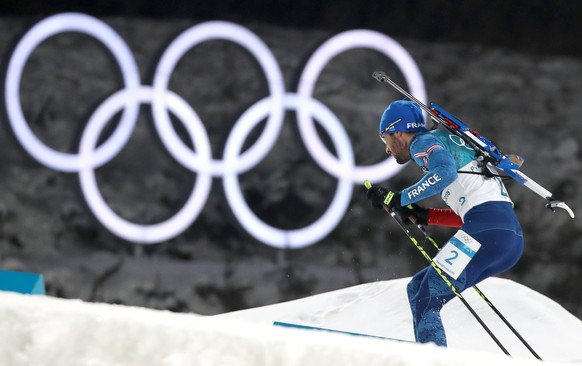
406,278,421,300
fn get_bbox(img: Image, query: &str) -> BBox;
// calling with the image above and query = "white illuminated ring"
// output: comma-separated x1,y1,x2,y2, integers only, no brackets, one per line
4,12,141,172
296,29,427,183
78,86,213,244
152,21,285,176
4,14,427,247
222,94,354,249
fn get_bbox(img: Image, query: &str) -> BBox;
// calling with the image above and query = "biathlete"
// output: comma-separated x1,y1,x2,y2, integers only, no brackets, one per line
366,100,524,346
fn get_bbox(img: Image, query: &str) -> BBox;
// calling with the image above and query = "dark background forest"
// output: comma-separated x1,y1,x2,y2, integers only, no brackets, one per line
2,0,582,57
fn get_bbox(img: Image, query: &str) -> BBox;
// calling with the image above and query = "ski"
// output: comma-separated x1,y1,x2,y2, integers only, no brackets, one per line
273,321,413,343
372,71,575,218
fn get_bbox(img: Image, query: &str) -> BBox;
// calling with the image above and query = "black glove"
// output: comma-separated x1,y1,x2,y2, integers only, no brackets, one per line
366,185,402,211
394,203,429,225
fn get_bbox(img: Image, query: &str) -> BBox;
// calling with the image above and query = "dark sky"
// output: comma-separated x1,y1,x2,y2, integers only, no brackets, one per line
1,0,582,57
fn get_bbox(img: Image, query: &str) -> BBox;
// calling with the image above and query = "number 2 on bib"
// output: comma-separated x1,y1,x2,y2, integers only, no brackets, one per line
434,230,481,280
444,250,459,265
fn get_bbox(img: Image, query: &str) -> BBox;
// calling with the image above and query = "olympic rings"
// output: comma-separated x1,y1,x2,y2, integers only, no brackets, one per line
79,86,213,243
223,94,354,249
448,134,475,150
5,12,141,172
152,21,286,176
3,13,427,248
296,29,427,182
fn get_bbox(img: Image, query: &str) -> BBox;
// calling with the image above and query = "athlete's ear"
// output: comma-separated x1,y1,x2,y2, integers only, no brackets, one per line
399,131,415,141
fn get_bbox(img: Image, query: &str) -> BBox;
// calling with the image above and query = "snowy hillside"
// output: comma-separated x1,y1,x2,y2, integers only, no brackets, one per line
220,277,582,362
1,277,580,365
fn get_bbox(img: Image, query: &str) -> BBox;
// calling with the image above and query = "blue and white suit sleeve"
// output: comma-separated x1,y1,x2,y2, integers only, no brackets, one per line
400,136,458,206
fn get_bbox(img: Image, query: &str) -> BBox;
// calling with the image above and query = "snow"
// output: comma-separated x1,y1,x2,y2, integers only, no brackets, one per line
1,277,581,365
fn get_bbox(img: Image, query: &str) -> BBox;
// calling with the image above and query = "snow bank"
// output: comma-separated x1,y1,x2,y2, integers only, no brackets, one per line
0,279,576,365
221,277,582,362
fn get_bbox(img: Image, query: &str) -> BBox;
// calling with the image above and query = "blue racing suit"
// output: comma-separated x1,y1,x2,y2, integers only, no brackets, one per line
401,129,523,346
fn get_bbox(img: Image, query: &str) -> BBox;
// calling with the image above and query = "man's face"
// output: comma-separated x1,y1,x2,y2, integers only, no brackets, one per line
382,132,411,164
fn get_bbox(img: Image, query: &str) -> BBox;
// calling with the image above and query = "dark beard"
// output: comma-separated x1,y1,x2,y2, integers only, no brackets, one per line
395,154,410,164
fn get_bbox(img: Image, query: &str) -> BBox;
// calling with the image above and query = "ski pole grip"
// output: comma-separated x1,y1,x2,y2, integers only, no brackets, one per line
364,180,390,213
364,180,372,190
365,180,417,220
